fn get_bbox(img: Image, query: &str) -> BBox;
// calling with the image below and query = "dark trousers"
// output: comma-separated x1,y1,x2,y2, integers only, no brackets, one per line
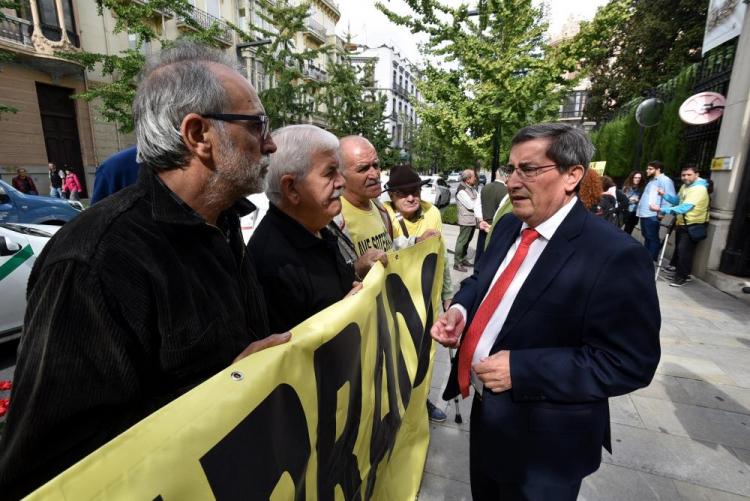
455,225,475,263
475,229,488,266
670,226,699,279
623,211,638,235
640,216,661,261
470,396,583,501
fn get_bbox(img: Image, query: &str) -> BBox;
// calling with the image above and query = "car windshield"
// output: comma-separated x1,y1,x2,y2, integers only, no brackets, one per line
437,179,448,187
0,223,53,238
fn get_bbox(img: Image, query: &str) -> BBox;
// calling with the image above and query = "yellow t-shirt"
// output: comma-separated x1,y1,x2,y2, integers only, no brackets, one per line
384,201,443,236
339,197,393,257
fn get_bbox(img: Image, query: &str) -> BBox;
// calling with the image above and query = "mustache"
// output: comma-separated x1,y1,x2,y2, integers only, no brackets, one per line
365,179,381,187
331,188,343,199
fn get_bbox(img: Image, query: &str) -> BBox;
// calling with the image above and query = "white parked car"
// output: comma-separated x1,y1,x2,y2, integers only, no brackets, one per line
447,171,461,183
240,193,270,243
0,223,60,342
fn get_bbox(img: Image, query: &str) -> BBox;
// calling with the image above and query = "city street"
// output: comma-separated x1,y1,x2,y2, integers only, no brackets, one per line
420,224,750,500
2,222,749,500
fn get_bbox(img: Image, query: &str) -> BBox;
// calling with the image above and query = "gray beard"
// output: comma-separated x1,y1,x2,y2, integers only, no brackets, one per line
204,133,270,211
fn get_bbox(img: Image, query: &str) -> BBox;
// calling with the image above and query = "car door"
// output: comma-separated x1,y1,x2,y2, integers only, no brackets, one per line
0,184,18,224
0,226,33,337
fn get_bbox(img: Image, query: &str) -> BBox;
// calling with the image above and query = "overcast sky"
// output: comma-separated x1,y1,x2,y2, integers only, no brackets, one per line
336,0,610,64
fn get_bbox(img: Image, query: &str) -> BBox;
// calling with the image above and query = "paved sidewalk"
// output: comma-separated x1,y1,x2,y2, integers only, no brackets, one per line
420,223,750,500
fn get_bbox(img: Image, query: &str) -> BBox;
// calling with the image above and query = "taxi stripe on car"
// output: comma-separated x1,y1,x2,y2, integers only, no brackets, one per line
0,244,33,282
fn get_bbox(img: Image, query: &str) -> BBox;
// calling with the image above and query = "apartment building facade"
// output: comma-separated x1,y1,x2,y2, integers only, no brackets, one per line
350,44,421,156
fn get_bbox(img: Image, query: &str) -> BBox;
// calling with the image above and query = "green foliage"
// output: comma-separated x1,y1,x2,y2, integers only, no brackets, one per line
52,0,230,132
251,0,329,127
376,0,594,165
591,65,696,177
321,56,391,157
441,204,457,225
581,0,708,122
410,120,476,174
0,0,20,116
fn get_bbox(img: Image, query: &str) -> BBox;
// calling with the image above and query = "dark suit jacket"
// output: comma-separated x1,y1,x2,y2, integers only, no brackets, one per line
444,200,660,483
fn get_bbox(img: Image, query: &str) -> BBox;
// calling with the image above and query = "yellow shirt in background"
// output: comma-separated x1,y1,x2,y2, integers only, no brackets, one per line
339,197,393,257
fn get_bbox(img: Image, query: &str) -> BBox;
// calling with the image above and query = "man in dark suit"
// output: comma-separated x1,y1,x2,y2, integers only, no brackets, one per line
431,123,660,500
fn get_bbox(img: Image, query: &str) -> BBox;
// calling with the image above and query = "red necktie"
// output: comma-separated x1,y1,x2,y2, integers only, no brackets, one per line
458,228,541,397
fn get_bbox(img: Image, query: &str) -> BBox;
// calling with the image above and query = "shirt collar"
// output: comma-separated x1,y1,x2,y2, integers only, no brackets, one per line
141,166,257,227
267,203,335,249
521,195,578,241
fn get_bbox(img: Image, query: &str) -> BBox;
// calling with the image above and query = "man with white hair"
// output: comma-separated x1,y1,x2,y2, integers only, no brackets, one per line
0,41,288,498
454,169,479,272
249,125,359,332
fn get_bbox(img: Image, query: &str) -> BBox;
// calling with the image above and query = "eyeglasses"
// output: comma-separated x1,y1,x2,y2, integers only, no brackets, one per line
201,113,271,140
500,163,560,180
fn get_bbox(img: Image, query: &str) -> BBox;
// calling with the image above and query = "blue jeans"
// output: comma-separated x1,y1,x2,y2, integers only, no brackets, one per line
640,216,661,261
50,187,63,198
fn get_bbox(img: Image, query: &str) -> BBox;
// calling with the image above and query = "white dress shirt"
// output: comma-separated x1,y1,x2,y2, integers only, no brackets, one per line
451,196,578,394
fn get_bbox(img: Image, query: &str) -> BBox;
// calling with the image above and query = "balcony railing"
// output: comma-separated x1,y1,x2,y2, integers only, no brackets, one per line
392,83,409,97
176,4,232,45
0,15,33,47
304,18,326,43
303,63,327,81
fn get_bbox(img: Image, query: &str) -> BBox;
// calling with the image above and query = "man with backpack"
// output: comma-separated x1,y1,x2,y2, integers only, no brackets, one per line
600,175,629,227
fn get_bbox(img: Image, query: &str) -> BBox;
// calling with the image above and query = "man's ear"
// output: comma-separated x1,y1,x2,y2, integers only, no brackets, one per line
180,113,213,164
280,174,299,204
565,165,585,193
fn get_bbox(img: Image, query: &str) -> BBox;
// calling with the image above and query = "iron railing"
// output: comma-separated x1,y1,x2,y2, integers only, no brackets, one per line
304,18,326,42
176,4,232,45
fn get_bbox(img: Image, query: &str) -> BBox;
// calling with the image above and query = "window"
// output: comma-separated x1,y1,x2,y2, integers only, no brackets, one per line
560,90,587,119
206,0,220,18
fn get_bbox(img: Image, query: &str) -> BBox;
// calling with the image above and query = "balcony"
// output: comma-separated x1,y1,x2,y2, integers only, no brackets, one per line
0,15,33,48
392,83,409,98
304,18,326,44
176,4,232,46
303,62,327,82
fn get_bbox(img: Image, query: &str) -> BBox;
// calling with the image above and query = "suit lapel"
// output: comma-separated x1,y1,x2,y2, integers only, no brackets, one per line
492,201,588,348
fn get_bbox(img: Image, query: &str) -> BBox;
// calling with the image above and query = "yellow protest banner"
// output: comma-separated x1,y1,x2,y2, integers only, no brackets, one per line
28,238,443,501
589,161,606,176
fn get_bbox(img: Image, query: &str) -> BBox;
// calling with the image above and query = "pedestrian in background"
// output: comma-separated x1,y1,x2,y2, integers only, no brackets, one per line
578,168,603,212
453,169,478,271
601,175,629,226
651,164,710,287
62,168,82,201
474,167,508,266
47,162,63,198
11,168,38,195
637,160,676,261
622,170,645,234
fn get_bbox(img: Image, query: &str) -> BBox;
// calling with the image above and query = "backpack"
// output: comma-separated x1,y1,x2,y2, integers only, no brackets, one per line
598,194,620,226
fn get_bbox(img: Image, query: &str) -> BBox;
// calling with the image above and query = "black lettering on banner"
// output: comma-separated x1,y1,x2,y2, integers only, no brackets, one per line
199,384,309,500
384,252,438,410
364,295,402,500
314,323,363,501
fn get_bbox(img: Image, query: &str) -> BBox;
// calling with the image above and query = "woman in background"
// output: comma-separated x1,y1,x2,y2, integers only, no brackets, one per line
63,168,83,201
622,170,645,234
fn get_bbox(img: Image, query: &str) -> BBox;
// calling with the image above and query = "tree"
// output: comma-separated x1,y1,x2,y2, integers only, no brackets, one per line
250,0,329,127
320,54,390,157
376,0,586,166
580,0,708,122
0,0,20,116
56,0,232,132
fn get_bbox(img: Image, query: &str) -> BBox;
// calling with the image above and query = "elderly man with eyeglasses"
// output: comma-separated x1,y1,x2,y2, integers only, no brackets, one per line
0,41,290,498
431,123,661,500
